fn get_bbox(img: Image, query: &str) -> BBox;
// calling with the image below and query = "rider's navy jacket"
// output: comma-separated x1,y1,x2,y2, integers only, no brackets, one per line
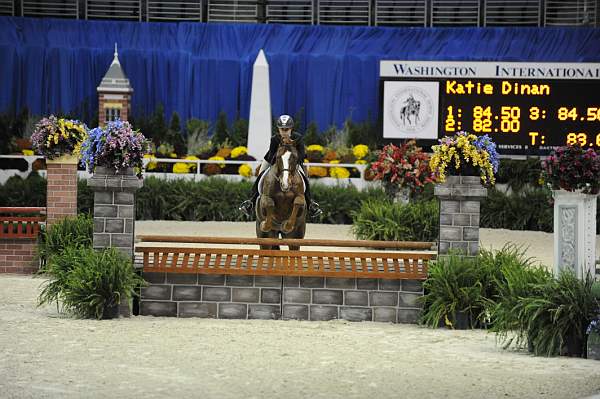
264,131,306,165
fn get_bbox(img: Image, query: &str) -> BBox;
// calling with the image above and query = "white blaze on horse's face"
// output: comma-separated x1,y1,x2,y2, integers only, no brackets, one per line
281,150,291,191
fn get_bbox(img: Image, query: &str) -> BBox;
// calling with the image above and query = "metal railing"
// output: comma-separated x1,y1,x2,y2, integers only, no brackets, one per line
431,0,480,26
3,0,599,26
86,0,142,20
22,0,78,18
484,0,541,26
266,0,313,24
317,0,370,25
207,0,259,22
0,0,14,15
545,0,596,26
375,0,426,26
147,0,202,20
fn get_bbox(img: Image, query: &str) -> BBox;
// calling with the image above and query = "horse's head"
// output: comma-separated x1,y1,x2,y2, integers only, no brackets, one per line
275,138,299,192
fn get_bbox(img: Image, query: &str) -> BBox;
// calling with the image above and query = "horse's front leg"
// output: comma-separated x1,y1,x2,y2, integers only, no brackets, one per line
259,195,275,232
282,195,305,234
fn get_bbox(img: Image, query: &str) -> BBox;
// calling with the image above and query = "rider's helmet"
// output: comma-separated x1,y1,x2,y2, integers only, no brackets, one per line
276,114,294,130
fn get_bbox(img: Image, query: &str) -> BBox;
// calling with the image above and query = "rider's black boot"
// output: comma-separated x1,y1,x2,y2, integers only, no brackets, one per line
308,200,322,218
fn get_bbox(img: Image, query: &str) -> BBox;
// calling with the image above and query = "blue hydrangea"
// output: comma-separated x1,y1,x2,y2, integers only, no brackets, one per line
474,134,500,174
80,127,107,173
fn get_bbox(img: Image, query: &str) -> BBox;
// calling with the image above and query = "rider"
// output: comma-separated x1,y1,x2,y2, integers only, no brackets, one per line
239,114,322,218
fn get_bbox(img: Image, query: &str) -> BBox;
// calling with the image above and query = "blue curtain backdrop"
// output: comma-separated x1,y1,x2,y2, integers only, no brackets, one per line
1,16,600,130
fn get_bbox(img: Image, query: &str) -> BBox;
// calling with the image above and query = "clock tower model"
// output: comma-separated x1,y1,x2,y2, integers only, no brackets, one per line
97,44,133,127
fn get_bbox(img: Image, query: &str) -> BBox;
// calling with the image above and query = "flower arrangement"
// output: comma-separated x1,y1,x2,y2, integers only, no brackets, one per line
80,120,149,177
308,166,328,178
369,140,434,194
587,318,600,336
230,146,248,159
306,144,324,153
173,162,190,174
208,155,226,168
429,132,499,185
238,164,253,177
31,115,87,159
352,144,369,160
541,146,600,195
330,166,350,179
144,154,157,171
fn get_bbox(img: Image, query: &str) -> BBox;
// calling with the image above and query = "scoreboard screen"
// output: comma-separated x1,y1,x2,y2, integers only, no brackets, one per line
380,61,600,156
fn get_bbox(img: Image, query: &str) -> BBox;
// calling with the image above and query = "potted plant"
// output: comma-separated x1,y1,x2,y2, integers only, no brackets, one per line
587,318,600,360
369,140,434,203
80,120,149,178
31,115,87,163
429,131,499,186
420,254,486,330
541,146,600,278
38,246,146,319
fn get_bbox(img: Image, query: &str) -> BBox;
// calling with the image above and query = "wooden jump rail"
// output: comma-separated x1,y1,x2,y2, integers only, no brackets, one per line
136,236,436,280
0,207,46,239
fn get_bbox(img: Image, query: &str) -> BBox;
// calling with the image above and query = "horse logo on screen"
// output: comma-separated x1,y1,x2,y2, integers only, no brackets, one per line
389,85,435,137
399,95,421,126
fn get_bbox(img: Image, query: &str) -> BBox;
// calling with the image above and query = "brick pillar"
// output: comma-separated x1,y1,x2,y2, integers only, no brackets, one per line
46,156,78,227
88,166,143,316
434,176,487,256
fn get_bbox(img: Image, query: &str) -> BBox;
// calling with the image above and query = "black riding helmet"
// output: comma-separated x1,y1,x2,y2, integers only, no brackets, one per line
276,114,294,130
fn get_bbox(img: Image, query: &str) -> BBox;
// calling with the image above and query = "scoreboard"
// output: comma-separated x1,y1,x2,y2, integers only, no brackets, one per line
380,61,600,156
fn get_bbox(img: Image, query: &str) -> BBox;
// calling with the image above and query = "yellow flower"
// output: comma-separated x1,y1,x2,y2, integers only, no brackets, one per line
144,154,157,170
330,166,350,179
208,156,226,168
169,153,178,158
307,144,324,153
329,159,340,164
352,144,369,160
230,146,248,159
355,159,367,165
22,149,34,156
173,163,191,174
308,166,328,178
185,155,199,161
238,164,253,177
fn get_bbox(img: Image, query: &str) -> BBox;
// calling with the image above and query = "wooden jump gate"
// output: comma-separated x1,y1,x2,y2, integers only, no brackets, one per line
0,207,46,239
136,236,435,280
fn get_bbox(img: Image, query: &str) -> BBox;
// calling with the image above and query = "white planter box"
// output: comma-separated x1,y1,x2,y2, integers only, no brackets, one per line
553,190,597,279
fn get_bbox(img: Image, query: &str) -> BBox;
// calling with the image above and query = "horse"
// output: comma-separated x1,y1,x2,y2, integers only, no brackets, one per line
255,137,306,250
399,95,421,126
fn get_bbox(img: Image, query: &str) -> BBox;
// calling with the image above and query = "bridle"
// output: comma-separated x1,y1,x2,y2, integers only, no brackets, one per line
274,142,297,191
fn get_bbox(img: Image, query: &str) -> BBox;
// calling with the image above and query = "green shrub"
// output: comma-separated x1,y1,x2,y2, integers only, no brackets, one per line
351,199,438,241
136,176,254,221
420,254,485,329
38,214,93,265
421,245,543,330
0,172,46,207
507,271,599,357
481,187,553,232
312,184,386,225
38,247,145,319
495,158,542,192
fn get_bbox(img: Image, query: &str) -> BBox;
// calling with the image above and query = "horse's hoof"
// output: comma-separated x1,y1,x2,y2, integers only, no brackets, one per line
282,221,294,233
260,221,271,232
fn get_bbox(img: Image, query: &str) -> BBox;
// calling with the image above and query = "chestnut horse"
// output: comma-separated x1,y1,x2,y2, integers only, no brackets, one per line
255,137,306,250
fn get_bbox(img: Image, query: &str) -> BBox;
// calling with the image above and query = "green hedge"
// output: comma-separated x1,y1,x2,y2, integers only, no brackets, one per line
351,199,439,242
3,171,598,232
481,187,554,232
